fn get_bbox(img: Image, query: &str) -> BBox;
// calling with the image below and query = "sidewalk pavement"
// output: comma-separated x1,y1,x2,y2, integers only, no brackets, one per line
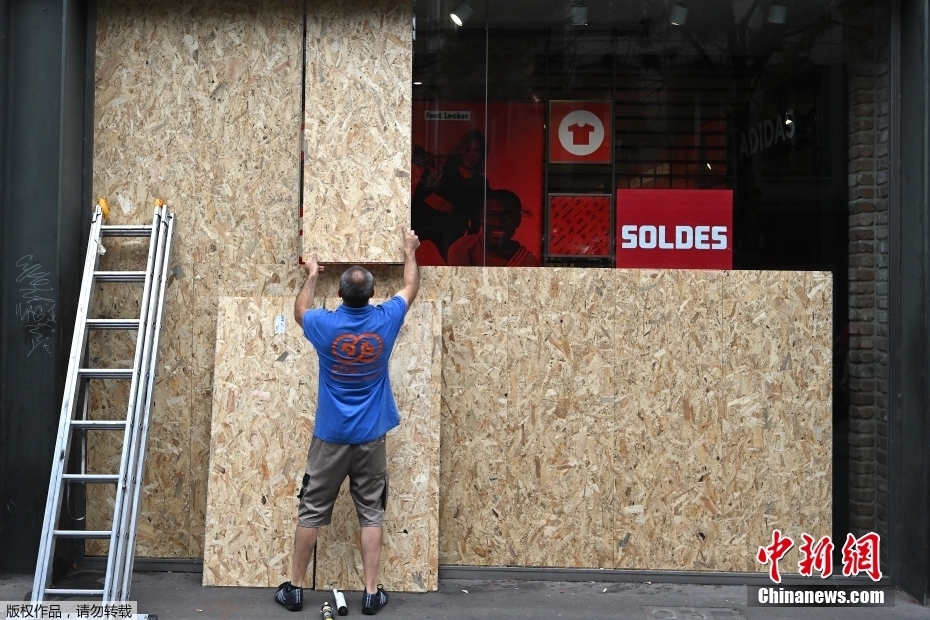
3,572,929,620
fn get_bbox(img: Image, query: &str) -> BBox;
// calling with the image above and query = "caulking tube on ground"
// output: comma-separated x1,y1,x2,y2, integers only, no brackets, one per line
333,589,348,616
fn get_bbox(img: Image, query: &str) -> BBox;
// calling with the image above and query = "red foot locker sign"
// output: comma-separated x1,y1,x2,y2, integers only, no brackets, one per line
616,189,733,269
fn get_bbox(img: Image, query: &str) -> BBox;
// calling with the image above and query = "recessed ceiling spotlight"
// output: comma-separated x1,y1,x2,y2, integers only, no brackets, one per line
571,5,588,26
669,3,688,26
450,2,473,26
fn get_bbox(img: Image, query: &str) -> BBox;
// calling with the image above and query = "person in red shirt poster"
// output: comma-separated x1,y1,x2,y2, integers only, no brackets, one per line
411,129,489,260
447,190,539,267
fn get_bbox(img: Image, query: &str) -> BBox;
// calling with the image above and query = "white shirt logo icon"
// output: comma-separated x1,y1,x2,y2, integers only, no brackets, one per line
558,110,605,156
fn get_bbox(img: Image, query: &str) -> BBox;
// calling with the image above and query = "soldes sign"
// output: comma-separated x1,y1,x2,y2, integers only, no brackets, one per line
615,189,733,269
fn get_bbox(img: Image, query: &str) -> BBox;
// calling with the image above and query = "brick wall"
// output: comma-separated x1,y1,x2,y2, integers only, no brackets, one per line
845,0,890,558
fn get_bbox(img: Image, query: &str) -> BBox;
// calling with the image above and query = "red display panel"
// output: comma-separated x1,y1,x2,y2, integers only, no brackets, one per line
412,102,544,266
549,101,612,164
615,189,733,269
547,194,611,257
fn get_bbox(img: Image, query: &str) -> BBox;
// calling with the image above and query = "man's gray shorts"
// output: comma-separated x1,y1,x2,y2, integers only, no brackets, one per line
297,435,388,528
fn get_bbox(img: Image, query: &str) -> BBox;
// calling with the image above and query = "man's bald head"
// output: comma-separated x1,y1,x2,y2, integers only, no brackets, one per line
339,266,375,307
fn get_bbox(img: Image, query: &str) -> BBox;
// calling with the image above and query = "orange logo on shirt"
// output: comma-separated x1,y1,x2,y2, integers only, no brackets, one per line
331,333,383,363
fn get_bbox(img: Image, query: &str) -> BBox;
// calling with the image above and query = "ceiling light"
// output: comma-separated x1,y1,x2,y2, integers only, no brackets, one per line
768,3,787,24
706,162,712,170
413,81,423,85
571,5,588,26
450,2,473,26
669,4,688,26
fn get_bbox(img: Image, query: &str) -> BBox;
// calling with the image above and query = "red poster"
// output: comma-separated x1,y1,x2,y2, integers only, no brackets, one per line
411,102,544,267
615,189,733,269
548,194,611,256
549,101,612,164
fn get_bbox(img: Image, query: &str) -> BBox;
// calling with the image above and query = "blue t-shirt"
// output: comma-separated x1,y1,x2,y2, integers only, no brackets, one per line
302,296,408,444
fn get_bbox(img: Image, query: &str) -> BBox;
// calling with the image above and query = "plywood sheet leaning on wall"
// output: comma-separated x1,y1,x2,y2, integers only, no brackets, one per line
204,296,441,591
612,271,832,572
203,297,315,587
437,268,832,572
302,0,413,263
94,0,303,558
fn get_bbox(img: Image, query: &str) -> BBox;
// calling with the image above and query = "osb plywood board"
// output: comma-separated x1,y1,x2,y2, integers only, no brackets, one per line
95,0,302,267
204,296,440,590
612,271,832,572
302,0,412,263
439,269,617,567
94,0,303,557
504,269,617,568
315,299,442,593
436,268,832,572
203,297,314,587
434,269,511,566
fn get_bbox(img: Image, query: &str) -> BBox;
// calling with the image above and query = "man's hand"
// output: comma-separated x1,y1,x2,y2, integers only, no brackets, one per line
404,230,420,255
295,253,323,323
397,230,420,307
304,253,324,276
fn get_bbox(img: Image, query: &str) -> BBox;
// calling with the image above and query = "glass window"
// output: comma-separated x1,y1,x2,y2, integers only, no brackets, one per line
413,0,888,564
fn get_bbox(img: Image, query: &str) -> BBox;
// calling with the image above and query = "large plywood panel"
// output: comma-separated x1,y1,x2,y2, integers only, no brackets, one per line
505,269,617,568
612,271,832,572
203,296,315,586
436,268,832,572
434,269,510,565
315,300,442,593
302,0,413,263
95,0,303,558
205,296,440,591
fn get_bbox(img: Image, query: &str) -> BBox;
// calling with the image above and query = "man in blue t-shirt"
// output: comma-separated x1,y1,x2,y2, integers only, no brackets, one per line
275,230,420,615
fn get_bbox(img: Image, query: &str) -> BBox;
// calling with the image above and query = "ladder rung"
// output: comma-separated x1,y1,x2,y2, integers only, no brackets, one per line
61,474,120,484
70,420,127,430
100,224,153,237
54,530,112,539
94,270,147,282
86,318,140,330
44,588,106,597
78,368,134,379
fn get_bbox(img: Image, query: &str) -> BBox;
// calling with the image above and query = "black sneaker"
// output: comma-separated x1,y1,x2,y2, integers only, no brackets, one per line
362,585,389,615
275,581,303,611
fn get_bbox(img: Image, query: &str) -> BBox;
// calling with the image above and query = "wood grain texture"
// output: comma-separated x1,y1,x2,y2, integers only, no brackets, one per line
94,0,303,557
302,0,412,263
204,296,440,591
436,268,832,573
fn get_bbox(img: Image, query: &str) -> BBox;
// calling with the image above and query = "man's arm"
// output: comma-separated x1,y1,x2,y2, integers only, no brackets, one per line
294,252,324,324
396,230,420,307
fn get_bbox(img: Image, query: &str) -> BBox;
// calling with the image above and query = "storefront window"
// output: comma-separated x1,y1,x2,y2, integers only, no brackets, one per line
413,0,887,562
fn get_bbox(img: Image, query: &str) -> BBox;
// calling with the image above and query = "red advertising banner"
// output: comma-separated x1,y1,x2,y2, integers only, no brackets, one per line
549,101,612,164
411,101,544,266
547,194,612,257
615,189,733,269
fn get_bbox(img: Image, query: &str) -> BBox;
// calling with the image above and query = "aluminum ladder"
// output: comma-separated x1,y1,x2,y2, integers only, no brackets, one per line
32,202,175,603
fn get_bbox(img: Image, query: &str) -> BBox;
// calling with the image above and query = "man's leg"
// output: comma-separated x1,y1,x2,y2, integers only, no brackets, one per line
290,525,318,588
360,525,383,593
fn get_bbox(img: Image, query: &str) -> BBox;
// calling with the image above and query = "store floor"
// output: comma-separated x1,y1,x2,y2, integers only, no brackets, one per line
3,572,930,620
